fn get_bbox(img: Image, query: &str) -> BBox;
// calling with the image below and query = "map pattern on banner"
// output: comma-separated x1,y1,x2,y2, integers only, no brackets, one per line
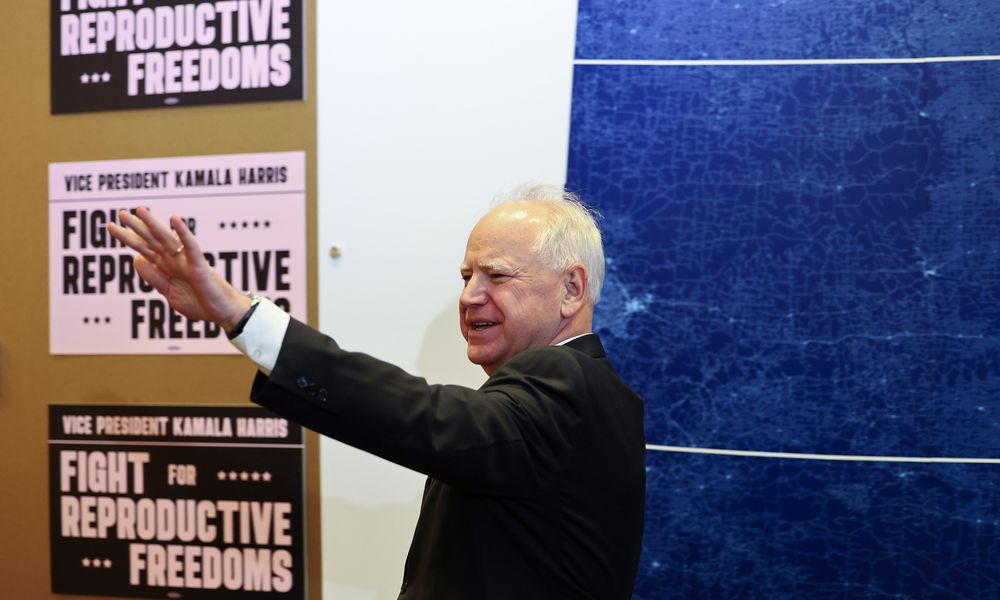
51,0,304,114
49,151,306,355
49,404,306,599
569,0,1000,597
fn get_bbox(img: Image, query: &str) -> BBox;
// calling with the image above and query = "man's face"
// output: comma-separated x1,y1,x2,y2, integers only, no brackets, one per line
459,204,567,375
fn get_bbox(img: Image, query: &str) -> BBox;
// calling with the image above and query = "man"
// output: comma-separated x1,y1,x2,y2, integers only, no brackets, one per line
109,185,645,599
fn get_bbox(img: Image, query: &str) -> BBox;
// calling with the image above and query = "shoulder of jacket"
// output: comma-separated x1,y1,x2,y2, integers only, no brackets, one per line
488,344,590,381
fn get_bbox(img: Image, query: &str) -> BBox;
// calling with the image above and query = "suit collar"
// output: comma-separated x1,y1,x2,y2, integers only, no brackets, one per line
562,333,606,359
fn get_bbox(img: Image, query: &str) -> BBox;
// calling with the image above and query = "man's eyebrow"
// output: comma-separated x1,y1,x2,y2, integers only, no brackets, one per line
481,261,519,274
458,261,517,273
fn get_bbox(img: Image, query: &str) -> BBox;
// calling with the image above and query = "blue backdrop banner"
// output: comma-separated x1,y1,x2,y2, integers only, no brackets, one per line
568,1,1000,597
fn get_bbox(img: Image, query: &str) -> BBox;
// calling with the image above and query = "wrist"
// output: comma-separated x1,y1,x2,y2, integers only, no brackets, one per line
223,294,259,337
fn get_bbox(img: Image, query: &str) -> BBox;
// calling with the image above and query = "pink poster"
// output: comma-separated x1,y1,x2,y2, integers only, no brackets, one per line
49,151,306,355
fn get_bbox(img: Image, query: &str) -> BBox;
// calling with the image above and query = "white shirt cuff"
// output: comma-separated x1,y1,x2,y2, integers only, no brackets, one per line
228,297,290,376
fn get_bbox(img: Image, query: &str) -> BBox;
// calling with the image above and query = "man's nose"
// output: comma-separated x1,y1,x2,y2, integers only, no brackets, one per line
460,274,487,306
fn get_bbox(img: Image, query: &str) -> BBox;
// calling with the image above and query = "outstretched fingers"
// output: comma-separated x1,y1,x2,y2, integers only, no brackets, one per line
109,212,160,264
113,208,197,274
135,206,182,256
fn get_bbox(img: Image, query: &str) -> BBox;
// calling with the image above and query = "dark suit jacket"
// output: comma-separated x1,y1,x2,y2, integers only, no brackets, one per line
250,319,645,599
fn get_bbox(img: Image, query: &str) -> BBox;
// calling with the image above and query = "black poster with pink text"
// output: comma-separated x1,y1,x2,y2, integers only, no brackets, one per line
51,0,304,114
49,404,306,599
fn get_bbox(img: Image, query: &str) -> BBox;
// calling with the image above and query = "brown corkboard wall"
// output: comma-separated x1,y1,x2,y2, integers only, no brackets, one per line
0,3,320,598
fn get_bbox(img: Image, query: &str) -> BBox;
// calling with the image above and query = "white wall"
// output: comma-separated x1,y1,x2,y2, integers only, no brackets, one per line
315,2,579,597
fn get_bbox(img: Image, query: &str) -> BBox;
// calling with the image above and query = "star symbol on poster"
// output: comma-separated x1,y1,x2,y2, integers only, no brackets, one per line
218,470,227,480
91,72,101,82
262,471,272,482
229,470,238,480
103,559,112,568
82,558,91,567
101,72,111,82
252,471,261,481
81,73,90,84
93,557,102,566
240,471,249,481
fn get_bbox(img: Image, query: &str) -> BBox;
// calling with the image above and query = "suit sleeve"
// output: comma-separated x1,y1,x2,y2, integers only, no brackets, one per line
249,318,584,495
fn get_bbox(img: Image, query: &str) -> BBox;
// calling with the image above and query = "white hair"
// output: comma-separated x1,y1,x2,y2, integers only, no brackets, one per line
494,184,606,304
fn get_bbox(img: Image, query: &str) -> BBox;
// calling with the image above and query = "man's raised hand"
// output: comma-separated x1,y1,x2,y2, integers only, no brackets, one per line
107,207,251,333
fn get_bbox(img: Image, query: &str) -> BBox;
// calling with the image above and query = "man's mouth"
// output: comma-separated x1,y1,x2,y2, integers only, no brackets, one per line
471,321,498,331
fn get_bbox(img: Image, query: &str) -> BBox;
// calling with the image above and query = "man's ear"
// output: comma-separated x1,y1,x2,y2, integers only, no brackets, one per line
560,263,588,318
